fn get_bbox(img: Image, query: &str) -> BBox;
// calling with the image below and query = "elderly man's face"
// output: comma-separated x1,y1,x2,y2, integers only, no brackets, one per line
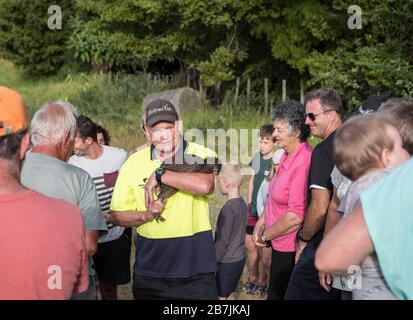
148,121,177,154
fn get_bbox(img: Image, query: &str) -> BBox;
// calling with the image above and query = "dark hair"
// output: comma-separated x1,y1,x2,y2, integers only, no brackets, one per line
272,100,310,142
379,98,413,155
77,115,97,143
305,88,343,116
0,130,27,160
259,124,274,140
96,124,110,146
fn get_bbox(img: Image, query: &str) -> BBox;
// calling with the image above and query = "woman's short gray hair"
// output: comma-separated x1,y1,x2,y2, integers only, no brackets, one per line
30,100,77,146
271,100,310,142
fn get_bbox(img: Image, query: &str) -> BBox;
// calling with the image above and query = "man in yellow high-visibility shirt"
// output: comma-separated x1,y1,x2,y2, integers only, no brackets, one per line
109,99,218,300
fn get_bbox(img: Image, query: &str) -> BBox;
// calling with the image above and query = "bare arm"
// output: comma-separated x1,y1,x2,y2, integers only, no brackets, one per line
161,171,215,195
323,187,343,235
315,204,374,275
263,212,303,240
110,197,164,227
145,170,214,207
252,214,266,247
86,230,99,256
295,189,331,262
248,173,254,204
108,210,155,227
301,188,331,240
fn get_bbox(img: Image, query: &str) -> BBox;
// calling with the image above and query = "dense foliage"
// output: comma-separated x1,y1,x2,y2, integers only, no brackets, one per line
1,0,412,111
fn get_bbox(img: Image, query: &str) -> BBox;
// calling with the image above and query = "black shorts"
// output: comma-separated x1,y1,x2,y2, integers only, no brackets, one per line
216,259,245,297
132,273,217,300
93,228,132,285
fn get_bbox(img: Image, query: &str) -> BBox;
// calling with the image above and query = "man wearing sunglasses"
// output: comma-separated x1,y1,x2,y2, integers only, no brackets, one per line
285,88,342,300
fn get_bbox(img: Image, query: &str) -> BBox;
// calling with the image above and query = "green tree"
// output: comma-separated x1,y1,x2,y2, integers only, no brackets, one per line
0,0,74,75
71,0,256,101
304,0,413,111
2,0,412,113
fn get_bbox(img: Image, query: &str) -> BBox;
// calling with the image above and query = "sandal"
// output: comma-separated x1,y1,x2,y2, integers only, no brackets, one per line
250,283,267,296
242,281,256,294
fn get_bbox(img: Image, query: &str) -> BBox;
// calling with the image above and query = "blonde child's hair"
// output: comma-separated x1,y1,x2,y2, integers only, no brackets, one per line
333,114,397,181
220,164,243,188
379,98,413,155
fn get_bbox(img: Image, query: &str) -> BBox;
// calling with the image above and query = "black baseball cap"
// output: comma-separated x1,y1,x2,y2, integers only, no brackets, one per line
145,99,179,127
355,96,389,116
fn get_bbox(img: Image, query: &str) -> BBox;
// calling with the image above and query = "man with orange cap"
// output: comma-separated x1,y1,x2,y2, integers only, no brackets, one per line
0,86,89,300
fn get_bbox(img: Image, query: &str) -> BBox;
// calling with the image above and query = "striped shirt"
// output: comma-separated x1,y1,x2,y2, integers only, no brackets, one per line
69,145,128,243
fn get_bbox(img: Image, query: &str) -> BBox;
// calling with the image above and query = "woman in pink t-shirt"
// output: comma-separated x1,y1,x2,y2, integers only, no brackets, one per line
253,100,313,300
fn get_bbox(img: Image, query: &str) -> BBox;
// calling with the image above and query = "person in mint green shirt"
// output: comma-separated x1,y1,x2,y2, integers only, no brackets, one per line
316,158,413,300
358,158,413,299
316,98,413,300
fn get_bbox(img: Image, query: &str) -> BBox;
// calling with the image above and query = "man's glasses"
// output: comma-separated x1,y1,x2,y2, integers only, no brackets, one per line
305,109,334,121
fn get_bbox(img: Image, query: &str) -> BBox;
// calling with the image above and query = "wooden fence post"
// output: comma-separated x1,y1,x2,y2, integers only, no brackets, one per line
234,77,240,105
264,78,269,114
199,76,203,98
214,81,221,107
247,78,251,109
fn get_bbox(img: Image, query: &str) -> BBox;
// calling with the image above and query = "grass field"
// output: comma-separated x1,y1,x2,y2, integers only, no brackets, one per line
0,59,277,153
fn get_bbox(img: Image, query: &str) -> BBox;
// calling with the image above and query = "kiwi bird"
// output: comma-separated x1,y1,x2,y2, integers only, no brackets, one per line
153,156,221,222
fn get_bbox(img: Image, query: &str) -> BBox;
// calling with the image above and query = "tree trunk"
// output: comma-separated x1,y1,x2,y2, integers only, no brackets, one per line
214,81,221,107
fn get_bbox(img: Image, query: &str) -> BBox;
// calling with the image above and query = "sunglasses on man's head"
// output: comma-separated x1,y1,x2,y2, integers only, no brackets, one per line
305,109,334,121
